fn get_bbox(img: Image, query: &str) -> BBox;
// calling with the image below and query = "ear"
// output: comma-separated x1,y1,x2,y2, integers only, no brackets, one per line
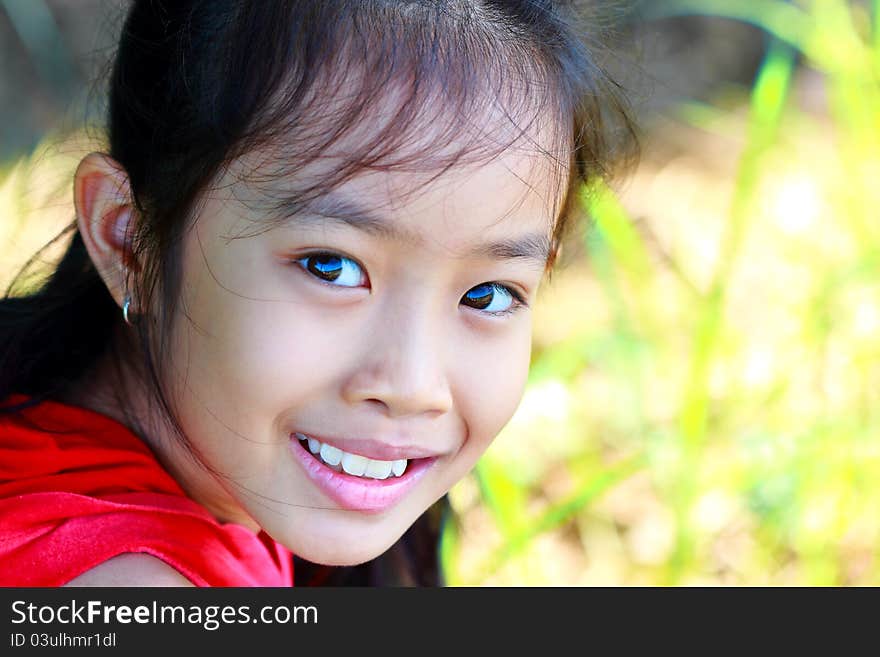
74,152,140,311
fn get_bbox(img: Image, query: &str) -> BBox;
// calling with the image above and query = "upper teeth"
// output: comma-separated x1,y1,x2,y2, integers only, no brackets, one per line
296,433,408,479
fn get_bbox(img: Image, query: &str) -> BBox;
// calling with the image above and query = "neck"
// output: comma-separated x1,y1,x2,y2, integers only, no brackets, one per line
58,337,261,534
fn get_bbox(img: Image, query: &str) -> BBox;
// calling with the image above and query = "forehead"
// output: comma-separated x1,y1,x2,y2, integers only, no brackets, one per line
219,55,571,249
222,145,563,270
236,113,566,233
334,149,559,239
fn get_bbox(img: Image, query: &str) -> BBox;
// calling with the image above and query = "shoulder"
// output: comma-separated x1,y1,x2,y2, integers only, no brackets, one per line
64,553,195,587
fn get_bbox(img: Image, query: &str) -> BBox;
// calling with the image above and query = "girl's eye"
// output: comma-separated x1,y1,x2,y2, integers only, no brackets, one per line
295,253,366,287
461,283,521,315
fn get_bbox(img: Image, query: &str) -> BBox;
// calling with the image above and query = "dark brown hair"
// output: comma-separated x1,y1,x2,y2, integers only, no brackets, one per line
0,0,637,585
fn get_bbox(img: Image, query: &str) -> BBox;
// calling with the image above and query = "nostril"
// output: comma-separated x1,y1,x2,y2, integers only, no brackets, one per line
340,359,453,417
361,395,450,419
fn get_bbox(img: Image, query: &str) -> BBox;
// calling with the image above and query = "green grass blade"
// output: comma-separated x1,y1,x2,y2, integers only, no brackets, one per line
669,40,797,583
470,453,647,583
644,0,812,53
474,456,528,540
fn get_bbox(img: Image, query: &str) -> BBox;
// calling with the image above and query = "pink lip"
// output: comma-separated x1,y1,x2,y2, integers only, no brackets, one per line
289,435,437,514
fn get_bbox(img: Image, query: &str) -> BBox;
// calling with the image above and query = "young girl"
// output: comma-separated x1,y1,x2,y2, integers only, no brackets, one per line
0,0,635,586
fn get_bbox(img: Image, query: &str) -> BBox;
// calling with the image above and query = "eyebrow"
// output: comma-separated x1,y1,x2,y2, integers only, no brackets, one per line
272,192,552,266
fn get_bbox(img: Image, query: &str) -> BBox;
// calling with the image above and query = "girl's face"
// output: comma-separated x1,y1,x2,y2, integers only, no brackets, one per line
156,137,562,565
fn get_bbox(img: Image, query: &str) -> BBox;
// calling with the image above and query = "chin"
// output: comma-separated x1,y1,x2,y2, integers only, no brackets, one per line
267,510,413,567
290,532,402,567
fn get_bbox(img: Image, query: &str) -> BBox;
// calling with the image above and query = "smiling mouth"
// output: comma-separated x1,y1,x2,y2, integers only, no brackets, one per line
290,432,438,513
294,432,409,480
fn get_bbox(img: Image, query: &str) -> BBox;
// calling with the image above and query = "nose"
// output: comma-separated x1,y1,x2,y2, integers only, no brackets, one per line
341,301,453,419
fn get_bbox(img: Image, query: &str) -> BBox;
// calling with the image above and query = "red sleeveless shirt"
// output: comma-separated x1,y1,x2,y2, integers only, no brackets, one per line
0,394,293,586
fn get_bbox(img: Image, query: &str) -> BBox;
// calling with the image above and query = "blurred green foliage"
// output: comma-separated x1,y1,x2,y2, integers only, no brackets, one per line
442,0,880,585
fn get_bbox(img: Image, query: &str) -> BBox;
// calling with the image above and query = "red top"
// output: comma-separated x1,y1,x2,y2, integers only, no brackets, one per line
0,393,293,587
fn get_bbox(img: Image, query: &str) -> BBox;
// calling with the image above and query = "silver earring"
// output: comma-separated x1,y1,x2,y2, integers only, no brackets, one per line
122,293,135,326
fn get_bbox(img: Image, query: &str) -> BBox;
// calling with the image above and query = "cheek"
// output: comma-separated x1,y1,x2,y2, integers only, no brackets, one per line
174,296,353,418
452,325,532,456
162,253,358,468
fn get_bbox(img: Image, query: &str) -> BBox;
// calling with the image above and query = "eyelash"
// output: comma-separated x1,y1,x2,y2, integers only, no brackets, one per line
465,283,527,317
294,252,368,289
292,251,528,317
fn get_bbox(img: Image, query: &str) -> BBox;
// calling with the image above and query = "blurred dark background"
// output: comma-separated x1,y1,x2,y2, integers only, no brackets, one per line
0,0,124,160
0,0,770,163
